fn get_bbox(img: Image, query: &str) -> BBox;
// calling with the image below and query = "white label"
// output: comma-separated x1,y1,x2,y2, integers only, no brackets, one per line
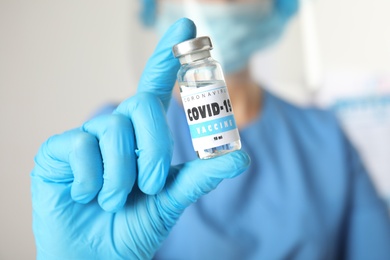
180,83,240,151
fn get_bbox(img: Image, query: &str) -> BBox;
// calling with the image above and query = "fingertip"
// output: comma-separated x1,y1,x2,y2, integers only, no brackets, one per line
184,150,251,179
164,17,196,37
230,150,251,169
158,17,197,53
71,179,102,204
139,182,162,196
170,18,196,39
218,150,251,178
71,192,95,204
98,190,128,213
138,158,170,195
97,172,136,213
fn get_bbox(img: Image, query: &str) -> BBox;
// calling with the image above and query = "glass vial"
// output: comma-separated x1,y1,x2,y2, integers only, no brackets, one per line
172,36,241,159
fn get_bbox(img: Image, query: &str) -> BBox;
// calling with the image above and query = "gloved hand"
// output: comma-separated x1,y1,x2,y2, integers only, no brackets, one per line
31,18,250,259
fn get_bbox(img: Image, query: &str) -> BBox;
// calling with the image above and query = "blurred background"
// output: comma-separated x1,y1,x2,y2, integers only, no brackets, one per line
0,0,389,258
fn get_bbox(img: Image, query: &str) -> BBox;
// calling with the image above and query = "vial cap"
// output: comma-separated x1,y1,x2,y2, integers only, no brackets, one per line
172,36,213,58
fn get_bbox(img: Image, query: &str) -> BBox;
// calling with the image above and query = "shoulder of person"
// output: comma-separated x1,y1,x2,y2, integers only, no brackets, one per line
268,91,344,139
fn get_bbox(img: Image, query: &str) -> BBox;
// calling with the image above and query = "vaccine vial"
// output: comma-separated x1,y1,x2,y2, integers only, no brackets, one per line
172,36,241,159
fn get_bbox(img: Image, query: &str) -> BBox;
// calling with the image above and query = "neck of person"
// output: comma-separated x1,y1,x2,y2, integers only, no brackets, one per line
224,67,262,129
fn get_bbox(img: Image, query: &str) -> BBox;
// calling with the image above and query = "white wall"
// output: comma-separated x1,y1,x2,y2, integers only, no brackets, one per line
0,1,156,258
0,0,389,258
253,0,390,104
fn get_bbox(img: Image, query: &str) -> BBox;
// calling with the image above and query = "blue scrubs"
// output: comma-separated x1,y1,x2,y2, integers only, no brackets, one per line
156,90,390,259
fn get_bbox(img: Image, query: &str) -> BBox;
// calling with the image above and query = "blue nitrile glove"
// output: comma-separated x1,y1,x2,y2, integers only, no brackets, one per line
31,18,250,259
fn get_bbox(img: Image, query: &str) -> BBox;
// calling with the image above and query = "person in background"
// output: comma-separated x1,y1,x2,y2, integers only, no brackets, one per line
31,0,390,259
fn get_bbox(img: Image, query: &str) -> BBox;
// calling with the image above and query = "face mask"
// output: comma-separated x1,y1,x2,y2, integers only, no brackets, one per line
155,0,290,74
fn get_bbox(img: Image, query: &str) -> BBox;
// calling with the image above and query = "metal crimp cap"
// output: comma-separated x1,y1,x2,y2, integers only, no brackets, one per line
172,36,213,58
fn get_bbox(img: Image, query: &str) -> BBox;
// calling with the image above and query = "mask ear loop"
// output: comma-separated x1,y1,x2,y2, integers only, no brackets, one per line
182,0,226,67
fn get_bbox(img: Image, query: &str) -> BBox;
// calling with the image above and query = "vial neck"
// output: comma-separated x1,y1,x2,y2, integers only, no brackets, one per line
179,50,211,65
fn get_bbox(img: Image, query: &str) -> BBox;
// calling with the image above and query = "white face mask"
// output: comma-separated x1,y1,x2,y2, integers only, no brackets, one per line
155,0,289,74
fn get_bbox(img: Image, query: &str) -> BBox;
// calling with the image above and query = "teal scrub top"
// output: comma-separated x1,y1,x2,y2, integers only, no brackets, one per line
155,90,390,259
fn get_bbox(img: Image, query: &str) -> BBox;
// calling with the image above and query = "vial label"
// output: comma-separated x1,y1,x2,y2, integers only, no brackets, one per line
180,81,240,151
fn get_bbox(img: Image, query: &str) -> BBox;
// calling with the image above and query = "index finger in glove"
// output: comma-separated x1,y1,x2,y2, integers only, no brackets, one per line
137,18,196,111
